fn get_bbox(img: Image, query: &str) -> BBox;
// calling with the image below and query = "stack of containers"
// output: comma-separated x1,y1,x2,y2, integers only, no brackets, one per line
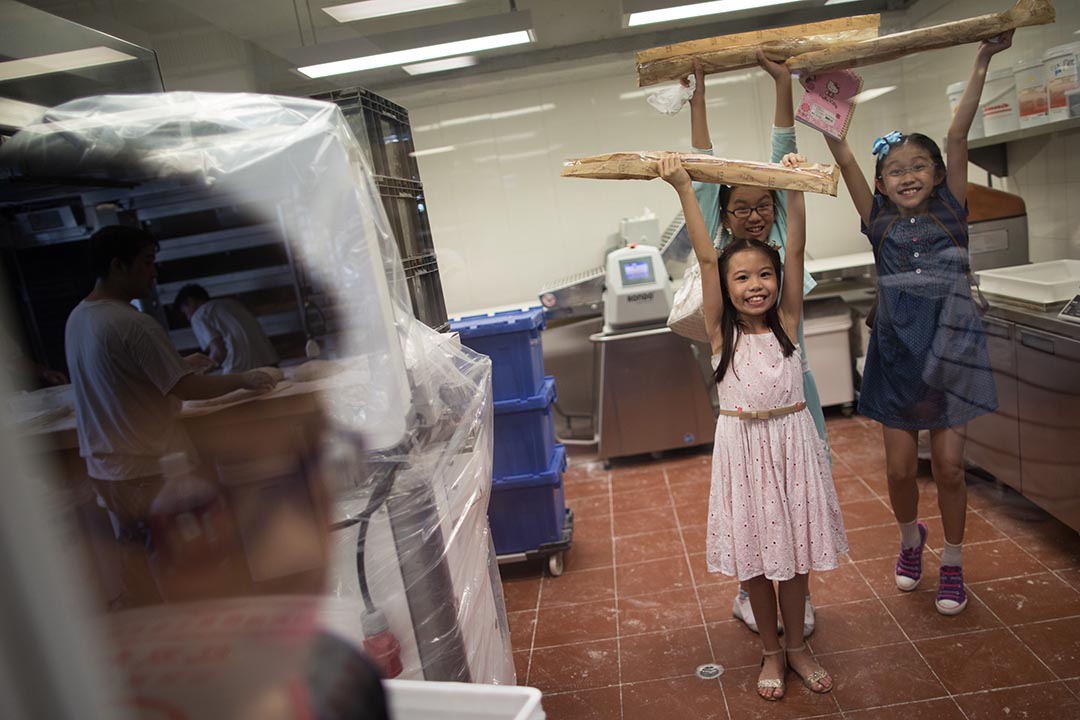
450,308,568,556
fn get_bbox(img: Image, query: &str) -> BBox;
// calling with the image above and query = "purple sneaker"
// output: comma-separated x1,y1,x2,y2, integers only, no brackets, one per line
895,522,927,592
936,565,968,615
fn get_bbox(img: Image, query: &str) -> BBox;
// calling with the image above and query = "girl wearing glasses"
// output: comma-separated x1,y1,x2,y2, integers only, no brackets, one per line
683,53,827,641
660,151,847,702
816,34,1012,615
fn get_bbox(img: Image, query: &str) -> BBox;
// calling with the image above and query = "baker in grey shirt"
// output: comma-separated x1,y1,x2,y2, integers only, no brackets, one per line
65,225,277,606
174,284,279,373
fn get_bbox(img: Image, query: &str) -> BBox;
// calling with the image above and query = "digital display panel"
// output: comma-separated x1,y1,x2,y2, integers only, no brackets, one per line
619,258,655,286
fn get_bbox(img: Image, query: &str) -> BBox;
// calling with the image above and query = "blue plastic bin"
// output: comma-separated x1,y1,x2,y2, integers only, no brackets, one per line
493,376,556,479
489,444,567,555
450,308,545,402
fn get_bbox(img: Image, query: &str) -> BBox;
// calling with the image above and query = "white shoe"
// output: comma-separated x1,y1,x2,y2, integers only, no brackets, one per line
803,595,816,638
732,589,759,633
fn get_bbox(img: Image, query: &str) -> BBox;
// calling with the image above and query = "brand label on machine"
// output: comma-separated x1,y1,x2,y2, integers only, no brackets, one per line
627,292,655,303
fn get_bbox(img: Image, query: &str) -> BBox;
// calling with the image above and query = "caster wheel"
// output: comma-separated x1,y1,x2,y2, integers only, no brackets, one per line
548,553,564,577
602,461,613,470
841,404,855,417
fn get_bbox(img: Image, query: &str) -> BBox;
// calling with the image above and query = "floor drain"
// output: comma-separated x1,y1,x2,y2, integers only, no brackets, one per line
695,663,723,679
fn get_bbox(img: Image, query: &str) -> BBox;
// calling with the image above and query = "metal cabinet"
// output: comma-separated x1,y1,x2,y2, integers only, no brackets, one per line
1016,327,1080,531
966,316,1021,492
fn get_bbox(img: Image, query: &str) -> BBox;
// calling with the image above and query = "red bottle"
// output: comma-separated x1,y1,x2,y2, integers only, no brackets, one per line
362,610,403,679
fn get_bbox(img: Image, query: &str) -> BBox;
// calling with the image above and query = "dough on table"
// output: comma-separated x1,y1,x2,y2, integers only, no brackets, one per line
289,360,344,383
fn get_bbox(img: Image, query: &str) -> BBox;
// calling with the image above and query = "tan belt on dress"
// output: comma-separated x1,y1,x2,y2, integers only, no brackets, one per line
717,401,807,421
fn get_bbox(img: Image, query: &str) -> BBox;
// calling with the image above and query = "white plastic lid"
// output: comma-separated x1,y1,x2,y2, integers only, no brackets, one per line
1043,42,1080,60
985,67,1015,83
946,80,967,94
1014,56,1045,71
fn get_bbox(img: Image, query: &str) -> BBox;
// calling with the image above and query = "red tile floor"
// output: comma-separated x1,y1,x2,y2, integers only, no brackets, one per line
499,413,1080,719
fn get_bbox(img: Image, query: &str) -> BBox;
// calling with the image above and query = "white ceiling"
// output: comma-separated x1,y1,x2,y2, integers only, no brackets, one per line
14,0,916,102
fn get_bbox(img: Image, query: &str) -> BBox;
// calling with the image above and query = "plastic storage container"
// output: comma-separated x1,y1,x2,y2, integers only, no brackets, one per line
493,376,557,478
1014,56,1049,128
451,308,546,402
489,444,567,555
1044,42,1080,122
947,80,984,139
1067,88,1080,118
980,67,1019,136
803,298,854,408
383,679,545,720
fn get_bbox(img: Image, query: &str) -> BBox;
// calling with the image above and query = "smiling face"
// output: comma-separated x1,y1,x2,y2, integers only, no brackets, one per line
875,142,946,216
723,246,779,319
721,186,775,242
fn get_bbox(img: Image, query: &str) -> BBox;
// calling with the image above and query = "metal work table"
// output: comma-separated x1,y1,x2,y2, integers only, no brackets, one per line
589,325,717,466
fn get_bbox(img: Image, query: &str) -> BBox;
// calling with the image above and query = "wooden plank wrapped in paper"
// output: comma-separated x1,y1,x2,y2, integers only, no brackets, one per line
635,0,1055,85
561,152,841,197
636,15,880,86
789,0,1056,74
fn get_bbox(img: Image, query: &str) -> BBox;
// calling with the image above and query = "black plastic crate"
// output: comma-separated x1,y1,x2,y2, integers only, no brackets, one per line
403,254,448,332
313,87,419,181
376,177,434,258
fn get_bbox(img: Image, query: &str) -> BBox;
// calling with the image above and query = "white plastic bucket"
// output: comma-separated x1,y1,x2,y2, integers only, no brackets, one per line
1014,56,1048,128
1068,88,1080,118
947,80,984,140
1044,42,1080,122
980,67,1019,136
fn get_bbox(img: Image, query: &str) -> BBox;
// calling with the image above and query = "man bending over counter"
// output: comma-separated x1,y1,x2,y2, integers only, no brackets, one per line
64,225,277,605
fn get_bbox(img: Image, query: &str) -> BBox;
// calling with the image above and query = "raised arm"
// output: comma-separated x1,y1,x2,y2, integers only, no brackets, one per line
759,51,794,130
824,135,874,226
947,31,1013,205
685,59,710,151
659,154,724,351
778,154,806,336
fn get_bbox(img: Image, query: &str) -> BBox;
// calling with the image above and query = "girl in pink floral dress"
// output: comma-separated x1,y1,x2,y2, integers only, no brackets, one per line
659,153,848,702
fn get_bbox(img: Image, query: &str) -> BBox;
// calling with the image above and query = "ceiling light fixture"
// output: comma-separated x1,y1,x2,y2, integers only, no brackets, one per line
824,0,863,5
403,55,478,75
627,0,809,27
297,30,531,78
0,47,137,82
324,0,468,23
850,85,896,103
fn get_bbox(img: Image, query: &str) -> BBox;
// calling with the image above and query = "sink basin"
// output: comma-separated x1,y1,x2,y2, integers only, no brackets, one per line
977,260,1080,305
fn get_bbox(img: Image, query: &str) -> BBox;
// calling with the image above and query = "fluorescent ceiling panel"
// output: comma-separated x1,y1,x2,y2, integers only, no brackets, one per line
850,85,896,104
627,0,809,27
0,47,137,82
824,0,863,4
403,55,478,75
297,31,531,78
324,0,467,23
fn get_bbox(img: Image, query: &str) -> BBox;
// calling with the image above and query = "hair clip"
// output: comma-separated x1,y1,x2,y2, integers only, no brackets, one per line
871,130,903,158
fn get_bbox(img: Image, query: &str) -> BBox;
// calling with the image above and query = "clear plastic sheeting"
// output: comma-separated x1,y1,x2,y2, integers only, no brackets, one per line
0,90,513,709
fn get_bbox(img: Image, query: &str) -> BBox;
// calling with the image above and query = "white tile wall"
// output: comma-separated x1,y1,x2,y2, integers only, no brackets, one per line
386,1,1080,314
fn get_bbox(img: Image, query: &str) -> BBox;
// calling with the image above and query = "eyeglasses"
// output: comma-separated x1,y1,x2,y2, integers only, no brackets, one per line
880,162,935,180
725,202,774,220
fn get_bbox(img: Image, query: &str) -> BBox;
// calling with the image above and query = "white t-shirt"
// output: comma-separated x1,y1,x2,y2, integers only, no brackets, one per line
190,299,278,374
65,300,194,481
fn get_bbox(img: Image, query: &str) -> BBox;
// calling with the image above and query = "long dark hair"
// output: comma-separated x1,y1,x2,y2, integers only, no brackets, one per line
713,239,796,384
873,132,946,195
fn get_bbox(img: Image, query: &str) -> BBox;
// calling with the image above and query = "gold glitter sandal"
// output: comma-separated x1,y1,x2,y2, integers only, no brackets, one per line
787,644,832,694
757,648,786,701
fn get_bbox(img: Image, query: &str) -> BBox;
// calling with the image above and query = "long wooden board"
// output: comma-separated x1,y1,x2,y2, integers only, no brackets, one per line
637,13,880,64
789,0,1056,74
562,152,840,197
635,0,1055,85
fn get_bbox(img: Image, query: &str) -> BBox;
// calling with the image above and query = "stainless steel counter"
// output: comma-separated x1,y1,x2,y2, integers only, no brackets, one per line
986,299,1080,342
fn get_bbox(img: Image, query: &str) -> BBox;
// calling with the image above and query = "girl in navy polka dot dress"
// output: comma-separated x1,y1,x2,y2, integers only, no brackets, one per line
660,153,848,702
817,34,1013,617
